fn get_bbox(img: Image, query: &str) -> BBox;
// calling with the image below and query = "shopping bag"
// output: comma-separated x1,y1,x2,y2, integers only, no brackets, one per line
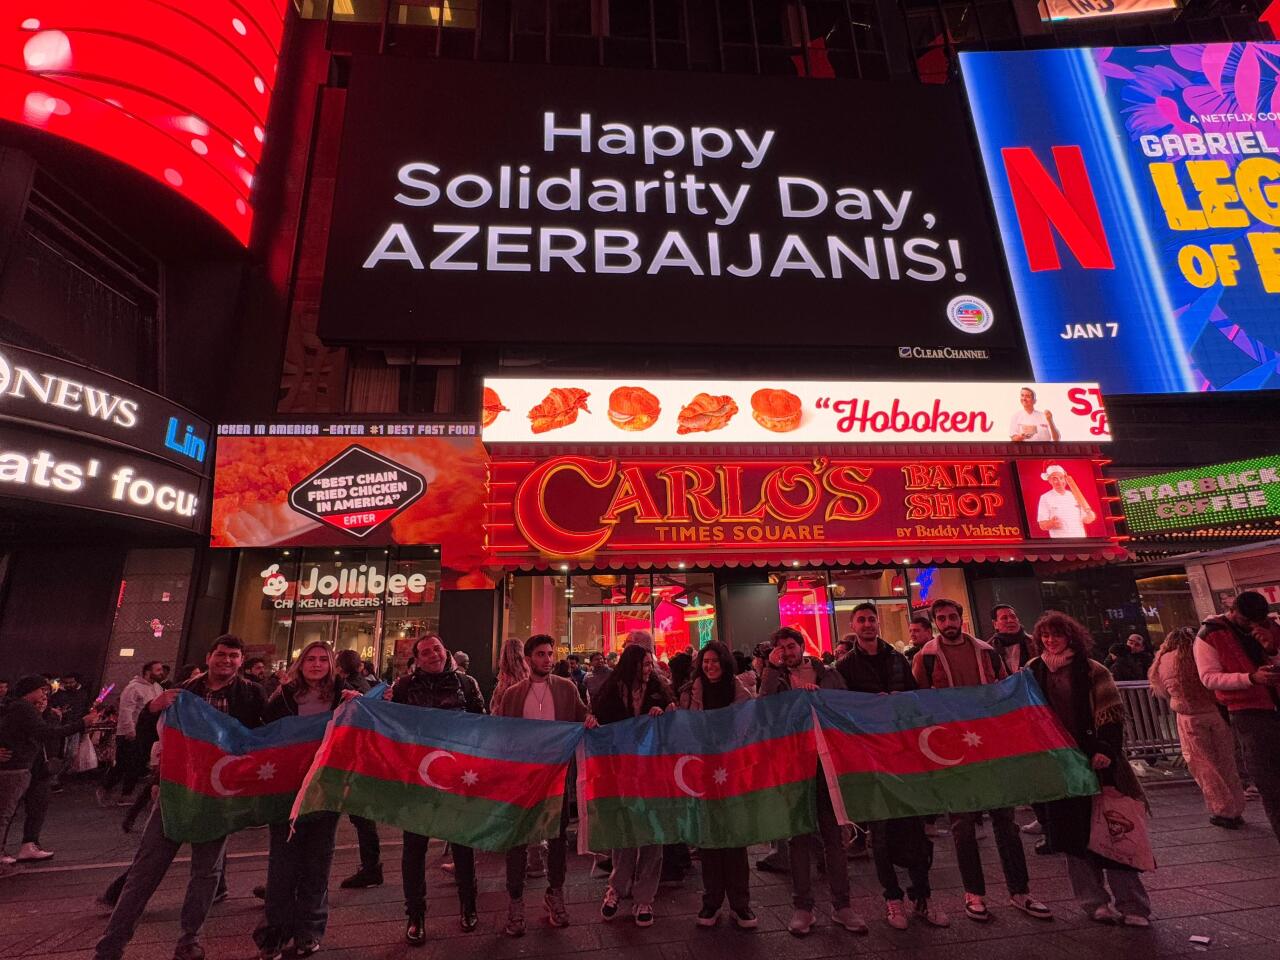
66,732,99,774
1088,786,1155,871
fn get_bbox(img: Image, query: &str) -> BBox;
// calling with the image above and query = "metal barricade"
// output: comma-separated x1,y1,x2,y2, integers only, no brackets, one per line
1115,681,1184,767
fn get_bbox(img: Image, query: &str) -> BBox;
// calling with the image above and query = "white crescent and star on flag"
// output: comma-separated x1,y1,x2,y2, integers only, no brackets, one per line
917,726,983,766
673,755,729,797
417,749,480,790
208,755,279,796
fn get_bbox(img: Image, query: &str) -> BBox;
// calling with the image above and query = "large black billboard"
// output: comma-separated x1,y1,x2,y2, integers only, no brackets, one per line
319,58,1022,359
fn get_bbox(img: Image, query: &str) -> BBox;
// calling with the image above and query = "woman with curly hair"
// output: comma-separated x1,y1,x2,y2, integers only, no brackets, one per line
1150,627,1245,828
1027,612,1152,927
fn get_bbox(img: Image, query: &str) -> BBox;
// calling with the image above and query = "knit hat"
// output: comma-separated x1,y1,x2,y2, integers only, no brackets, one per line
13,674,51,699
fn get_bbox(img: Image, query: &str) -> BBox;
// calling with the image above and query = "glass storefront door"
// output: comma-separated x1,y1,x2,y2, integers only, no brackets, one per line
568,605,651,659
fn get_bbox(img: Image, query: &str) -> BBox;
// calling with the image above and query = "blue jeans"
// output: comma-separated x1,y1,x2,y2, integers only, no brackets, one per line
255,812,340,950
93,806,227,960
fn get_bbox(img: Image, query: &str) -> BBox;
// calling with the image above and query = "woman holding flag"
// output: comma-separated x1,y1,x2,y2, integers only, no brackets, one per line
591,644,673,927
1027,613,1152,927
254,642,353,960
677,641,758,930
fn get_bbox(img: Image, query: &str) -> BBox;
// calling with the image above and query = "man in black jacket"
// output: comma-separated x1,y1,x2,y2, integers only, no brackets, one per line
836,604,949,932
0,675,100,871
393,633,486,947
94,635,267,960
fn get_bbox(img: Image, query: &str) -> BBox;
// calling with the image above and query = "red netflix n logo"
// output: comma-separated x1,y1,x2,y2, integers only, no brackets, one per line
1001,146,1114,272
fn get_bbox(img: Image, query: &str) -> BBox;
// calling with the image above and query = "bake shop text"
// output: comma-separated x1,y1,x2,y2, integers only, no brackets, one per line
362,111,966,282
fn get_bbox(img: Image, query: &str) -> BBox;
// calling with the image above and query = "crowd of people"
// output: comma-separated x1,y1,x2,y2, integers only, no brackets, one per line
0,590,1276,960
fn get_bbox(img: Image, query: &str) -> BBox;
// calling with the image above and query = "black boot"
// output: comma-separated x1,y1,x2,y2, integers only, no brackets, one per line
340,865,384,889
405,916,425,947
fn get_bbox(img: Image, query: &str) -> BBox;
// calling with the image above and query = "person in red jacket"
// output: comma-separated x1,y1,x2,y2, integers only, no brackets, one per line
912,598,1052,925
1194,591,1280,841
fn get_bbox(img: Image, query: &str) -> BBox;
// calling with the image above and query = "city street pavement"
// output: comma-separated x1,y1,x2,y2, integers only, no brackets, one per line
0,780,1276,960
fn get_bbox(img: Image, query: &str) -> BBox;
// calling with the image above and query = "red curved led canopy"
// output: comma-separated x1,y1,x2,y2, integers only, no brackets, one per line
0,1,288,244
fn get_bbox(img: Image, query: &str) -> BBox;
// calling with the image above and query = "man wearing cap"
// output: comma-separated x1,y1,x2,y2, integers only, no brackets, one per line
1036,464,1095,539
1009,388,1060,442
1195,591,1280,840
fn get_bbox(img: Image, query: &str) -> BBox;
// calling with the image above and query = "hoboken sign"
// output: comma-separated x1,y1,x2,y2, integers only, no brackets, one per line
487,455,1030,561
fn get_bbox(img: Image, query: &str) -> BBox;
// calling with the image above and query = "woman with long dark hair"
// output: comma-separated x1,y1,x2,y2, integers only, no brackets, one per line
592,644,672,927
1150,627,1245,828
677,642,757,929
1027,613,1151,927
254,642,350,959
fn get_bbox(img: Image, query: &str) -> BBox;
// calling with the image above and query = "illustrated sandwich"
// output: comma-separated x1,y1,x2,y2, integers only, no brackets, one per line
750,388,802,432
677,393,738,434
481,387,508,427
528,387,590,434
608,386,661,431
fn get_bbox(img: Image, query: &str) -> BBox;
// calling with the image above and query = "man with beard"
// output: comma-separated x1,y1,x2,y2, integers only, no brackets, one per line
760,627,866,937
836,604,949,932
913,599,1052,926
392,634,486,946
496,635,595,936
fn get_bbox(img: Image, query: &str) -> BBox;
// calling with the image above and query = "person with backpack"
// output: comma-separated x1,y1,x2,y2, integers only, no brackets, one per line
912,598,1052,925
1195,591,1280,840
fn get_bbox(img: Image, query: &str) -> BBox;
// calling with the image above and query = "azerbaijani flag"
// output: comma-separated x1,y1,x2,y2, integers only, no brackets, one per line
580,690,819,850
159,691,330,843
292,697,581,851
812,671,1098,823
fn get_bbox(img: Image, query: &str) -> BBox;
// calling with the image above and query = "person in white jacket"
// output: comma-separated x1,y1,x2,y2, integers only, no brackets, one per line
96,662,165,806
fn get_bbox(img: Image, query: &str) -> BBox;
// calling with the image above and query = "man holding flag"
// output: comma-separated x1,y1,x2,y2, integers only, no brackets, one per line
94,635,268,960
913,599,1053,924
391,633,486,946
760,627,867,937
835,604,949,931
495,634,595,936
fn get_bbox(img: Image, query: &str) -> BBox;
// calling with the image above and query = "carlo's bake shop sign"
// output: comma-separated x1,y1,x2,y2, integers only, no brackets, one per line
481,378,1110,445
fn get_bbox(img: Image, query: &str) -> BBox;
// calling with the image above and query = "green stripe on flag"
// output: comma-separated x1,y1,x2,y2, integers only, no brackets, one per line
586,780,817,849
296,765,564,852
833,749,1099,822
159,781,294,843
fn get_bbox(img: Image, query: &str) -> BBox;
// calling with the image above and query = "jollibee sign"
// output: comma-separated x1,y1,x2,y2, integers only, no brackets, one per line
481,378,1109,444
487,455,1032,562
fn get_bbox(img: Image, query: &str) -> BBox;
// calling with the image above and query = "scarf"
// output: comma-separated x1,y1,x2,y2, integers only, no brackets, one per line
1040,648,1075,673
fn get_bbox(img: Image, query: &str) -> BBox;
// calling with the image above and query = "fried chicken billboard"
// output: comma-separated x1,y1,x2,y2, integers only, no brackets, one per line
319,58,1021,372
210,423,493,588
481,378,1111,444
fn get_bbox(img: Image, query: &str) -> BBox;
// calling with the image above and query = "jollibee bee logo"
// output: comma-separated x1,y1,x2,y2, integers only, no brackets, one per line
947,296,994,334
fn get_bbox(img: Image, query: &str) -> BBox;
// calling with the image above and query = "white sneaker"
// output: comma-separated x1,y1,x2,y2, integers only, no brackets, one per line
1092,905,1121,923
1122,914,1151,928
913,899,951,927
0,855,16,866
832,906,868,933
16,843,53,862
1020,819,1043,835
788,908,814,936
885,899,909,930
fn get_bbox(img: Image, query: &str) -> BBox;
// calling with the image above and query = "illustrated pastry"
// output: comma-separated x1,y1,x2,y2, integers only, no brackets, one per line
676,393,738,434
750,388,802,432
528,387,590,434
481,387,508,427
608,386,661,431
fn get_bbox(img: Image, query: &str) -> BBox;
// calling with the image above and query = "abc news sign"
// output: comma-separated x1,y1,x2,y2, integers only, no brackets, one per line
0,343,211,531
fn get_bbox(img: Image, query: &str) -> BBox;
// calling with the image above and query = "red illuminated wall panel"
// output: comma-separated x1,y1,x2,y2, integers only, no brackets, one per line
0,2,289,244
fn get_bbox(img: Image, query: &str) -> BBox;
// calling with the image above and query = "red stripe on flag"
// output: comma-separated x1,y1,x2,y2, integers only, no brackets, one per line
161,727,319,799
316,724,568,810
583,730,818,801
821,705,1076,777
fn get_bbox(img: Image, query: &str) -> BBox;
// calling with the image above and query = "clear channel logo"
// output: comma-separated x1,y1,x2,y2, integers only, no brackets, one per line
946,296,994,335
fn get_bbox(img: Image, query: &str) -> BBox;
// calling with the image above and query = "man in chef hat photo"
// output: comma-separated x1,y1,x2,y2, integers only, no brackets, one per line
1036,462,1097,539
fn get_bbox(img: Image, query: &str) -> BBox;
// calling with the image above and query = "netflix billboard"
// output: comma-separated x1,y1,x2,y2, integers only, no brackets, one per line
961,44,1280,396
318,57,1022,369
